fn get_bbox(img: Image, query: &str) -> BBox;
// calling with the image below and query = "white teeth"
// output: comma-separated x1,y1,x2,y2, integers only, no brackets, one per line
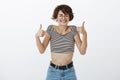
61,22,66,23
60,20,66,23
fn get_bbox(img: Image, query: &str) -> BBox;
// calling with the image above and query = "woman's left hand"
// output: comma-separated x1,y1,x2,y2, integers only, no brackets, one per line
77,21,86,34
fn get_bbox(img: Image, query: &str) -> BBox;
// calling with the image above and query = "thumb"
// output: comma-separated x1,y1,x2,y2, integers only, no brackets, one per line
40,24,42,30
82,21,85,28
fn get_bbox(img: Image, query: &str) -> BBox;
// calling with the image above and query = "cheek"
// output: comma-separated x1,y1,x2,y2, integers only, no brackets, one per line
67,18,70,21
56,17,62,22
56,17,70,22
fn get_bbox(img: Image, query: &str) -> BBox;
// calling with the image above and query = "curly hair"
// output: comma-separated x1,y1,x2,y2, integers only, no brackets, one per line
52,4,74,21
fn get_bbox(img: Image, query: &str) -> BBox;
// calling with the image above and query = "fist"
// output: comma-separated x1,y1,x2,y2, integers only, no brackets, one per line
35,24,45,37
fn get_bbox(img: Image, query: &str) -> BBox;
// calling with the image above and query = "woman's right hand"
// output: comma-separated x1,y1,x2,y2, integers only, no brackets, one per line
35,24,45,37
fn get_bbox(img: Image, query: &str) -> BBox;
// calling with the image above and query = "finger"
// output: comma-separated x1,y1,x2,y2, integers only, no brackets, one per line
82,21,85,27
81,21,85,29
40,24,42,30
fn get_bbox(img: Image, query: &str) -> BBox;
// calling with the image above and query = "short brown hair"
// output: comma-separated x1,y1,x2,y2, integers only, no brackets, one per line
52,4,74,21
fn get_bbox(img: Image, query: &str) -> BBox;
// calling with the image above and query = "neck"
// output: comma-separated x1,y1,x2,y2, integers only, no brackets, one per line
58,24,68,31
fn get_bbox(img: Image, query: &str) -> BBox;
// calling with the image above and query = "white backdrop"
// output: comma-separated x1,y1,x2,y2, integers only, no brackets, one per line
0,0,120,80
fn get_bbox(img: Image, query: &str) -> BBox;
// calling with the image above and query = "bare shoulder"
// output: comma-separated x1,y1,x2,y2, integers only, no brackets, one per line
52,25,57,29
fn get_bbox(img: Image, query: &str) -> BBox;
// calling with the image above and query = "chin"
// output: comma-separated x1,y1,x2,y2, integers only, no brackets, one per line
60,23,68,26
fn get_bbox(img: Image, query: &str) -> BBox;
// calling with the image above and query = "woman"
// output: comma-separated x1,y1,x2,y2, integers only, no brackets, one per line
35,4,87,80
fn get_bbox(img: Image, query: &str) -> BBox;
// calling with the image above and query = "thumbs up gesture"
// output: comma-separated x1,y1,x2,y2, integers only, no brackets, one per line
36,24,45,37
77,21,86,34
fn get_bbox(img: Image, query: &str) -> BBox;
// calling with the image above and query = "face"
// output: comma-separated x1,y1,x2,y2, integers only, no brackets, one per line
57,10,70,26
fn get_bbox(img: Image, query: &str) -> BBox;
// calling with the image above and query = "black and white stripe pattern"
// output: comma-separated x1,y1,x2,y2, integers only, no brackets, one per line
46,25,78,53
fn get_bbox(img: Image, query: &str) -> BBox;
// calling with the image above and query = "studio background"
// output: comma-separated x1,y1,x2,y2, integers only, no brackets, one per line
0,0,120,80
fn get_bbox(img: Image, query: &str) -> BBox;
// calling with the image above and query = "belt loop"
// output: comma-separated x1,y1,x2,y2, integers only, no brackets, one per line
55,65,59,69
55,65,57,69
58,65,59,69
66,64,68,69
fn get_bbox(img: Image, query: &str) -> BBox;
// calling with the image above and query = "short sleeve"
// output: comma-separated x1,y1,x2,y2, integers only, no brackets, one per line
72,25,79,36
46,25,53,36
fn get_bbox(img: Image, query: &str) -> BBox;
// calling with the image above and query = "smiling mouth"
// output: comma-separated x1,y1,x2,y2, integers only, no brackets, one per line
60,20,67,23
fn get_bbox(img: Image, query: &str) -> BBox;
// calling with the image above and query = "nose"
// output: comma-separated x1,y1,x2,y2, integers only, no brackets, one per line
62,16,65,19
62,15,68,20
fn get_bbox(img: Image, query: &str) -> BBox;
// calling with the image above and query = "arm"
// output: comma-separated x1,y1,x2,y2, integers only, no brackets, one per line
75,22,87,55
35,24,50,54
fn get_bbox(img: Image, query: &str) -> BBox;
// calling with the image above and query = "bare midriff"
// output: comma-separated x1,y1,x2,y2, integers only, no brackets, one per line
51,52,73,66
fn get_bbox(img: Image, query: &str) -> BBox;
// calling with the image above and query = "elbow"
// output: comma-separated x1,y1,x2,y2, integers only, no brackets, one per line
79,47,87,55
80,44,87,55
37,45,46,54
39,51,45,54
38,49,45,54
80,50,86,55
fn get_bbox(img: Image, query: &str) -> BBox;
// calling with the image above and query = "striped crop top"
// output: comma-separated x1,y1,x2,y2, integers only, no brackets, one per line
46,25,78,53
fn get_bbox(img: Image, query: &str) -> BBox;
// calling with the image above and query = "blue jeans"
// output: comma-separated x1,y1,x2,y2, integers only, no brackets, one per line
46,64,77,80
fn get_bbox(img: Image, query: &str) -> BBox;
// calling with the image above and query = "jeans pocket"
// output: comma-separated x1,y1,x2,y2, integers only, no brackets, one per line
46,66,60,80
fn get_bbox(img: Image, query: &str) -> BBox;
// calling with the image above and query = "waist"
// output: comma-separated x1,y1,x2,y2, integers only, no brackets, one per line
51,53,73,65
50,61,73,70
